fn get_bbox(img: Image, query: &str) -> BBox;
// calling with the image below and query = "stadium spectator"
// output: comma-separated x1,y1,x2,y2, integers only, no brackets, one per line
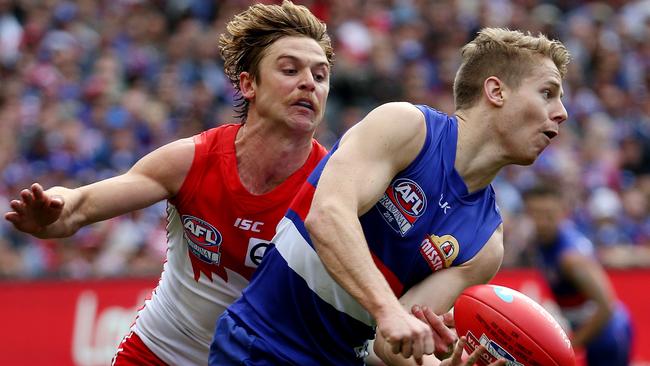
0,0,649,277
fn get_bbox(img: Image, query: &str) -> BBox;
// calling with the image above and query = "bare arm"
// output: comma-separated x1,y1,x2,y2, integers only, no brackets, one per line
304,102,433,363
560,252,616,348
372,228,505,365
4,138,194,238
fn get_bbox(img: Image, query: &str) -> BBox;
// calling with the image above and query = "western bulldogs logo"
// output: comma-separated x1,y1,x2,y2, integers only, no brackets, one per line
377,178,427,235
419,234,459,271
182,215,223,265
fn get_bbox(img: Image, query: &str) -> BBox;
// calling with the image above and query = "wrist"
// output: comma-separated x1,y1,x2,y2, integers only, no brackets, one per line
372,297,406,322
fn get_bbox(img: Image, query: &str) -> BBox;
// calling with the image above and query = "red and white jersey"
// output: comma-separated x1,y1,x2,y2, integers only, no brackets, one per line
131,124,327,365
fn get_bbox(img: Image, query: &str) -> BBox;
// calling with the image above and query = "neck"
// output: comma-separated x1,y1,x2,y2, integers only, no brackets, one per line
454,108,507,193
235,119,315,195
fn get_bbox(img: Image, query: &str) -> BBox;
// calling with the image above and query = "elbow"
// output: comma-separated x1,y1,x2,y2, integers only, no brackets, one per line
304,201,340,248
304,204,328,241
601,299,615,319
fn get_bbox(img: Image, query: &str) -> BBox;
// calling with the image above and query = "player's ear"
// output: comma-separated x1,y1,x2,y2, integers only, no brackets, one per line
239,72,255,100
484,76,504,107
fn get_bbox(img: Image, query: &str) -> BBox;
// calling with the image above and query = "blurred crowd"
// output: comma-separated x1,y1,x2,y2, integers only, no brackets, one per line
1,0,649,279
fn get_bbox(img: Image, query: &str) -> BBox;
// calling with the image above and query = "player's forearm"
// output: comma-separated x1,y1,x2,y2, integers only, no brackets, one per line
305,203,403,318
42,177,155,237
571,304,612,348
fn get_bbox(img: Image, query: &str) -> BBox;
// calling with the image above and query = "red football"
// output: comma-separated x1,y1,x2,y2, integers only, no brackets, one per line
453,284,575,366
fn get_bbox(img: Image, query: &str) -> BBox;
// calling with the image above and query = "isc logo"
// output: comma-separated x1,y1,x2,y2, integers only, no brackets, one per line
393,178,427,217
234,218,264,232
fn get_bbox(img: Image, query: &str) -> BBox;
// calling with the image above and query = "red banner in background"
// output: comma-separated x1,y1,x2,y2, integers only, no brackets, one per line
0,278,157,366
0,270,648,366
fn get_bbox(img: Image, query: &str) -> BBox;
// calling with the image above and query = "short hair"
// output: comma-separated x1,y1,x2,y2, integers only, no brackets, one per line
219,1,334,121
453,28,570,110
521,184,563,202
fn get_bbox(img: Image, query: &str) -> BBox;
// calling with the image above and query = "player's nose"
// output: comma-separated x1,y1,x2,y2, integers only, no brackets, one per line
551,100,568,125
298,70,316,92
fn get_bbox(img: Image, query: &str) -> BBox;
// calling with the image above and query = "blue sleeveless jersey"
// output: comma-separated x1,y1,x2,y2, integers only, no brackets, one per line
221,105,503,364
537,221,596,311
536,221,632,364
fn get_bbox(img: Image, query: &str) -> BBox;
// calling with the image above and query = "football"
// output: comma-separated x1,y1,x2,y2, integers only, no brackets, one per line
453,284,575,366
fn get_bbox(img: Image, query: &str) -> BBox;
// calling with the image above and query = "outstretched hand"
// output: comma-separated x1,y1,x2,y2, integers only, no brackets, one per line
409,306,505,366
4,183,64,236
410,305,457,359
440,337,506,366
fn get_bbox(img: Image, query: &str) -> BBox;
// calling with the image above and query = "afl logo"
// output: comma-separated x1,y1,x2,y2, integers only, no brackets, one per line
182,215,222,264
393,178,427,217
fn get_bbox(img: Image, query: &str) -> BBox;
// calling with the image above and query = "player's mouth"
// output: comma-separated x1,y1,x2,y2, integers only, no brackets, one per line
293,98,315,111
542,130,557,139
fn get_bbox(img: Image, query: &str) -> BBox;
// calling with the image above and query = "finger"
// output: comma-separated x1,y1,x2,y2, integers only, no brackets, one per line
442,309,455,328
20,189,35,205
423,306,457,344
5,211,19,223
466,345,487,365
412,305,423,317
10,200,26,215
422,326,435,356
413,332,427,361
31,183,45,200
49,196,64,209
422,309,456,358
450,337,466,362
413,353,424,366
410,340,426,366
30,183,50,202
401,338,413,359
390,337,401,355
491,359,507,366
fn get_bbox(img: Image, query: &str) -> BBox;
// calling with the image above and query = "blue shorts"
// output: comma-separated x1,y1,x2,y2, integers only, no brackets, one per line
585,304,633,366
209,311,292,366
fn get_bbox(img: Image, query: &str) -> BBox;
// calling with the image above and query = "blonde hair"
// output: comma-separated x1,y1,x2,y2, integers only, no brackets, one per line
453,28,570,110
219,1,334,120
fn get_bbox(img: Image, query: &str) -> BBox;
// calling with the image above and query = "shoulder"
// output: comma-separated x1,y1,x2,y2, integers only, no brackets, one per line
341,102,426,151
559,223,595,256
373,101,424,116
336,102,428,171
134,137,196,195
156,137,196,158
366,102,426,130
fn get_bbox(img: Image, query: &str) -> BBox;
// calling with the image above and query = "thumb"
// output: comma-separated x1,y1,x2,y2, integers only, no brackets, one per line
49,196,64,208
